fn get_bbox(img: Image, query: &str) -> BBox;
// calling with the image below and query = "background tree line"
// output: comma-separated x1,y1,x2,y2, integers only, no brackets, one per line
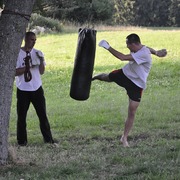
1,0,179,27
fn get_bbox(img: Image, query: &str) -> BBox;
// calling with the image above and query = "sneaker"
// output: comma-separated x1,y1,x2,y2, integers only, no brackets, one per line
52,139,58,144
44,139,58,144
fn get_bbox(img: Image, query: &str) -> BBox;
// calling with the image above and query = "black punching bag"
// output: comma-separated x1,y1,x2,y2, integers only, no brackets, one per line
70,28,96,100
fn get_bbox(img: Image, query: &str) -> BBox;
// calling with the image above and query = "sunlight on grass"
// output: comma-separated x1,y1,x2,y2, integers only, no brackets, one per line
6,27,180,180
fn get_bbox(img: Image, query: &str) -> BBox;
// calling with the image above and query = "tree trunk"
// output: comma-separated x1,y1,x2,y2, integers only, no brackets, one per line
0,0,36,165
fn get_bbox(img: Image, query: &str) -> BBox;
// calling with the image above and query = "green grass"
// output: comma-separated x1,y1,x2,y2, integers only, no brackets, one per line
2,27,180,179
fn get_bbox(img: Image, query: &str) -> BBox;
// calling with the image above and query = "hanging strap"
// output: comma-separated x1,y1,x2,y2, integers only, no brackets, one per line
24,51,32,82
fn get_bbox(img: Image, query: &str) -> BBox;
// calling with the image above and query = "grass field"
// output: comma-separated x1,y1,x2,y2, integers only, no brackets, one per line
1,27,180,179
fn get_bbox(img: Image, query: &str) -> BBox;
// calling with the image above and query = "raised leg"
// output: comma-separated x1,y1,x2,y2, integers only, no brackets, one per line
92,73,112,82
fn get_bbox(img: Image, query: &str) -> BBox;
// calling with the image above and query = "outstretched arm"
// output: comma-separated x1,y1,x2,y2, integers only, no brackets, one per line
108,46,133,61
147,47,167,57
98,40,133,61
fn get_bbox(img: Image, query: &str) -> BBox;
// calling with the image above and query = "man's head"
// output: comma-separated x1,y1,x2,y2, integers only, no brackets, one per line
126,33,141,52
24,32,36,49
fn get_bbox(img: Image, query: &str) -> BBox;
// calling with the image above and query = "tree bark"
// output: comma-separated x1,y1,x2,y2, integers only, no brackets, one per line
0,0,36,165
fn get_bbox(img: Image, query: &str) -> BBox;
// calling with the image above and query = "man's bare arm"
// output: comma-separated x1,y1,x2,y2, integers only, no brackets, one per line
147,47,167,57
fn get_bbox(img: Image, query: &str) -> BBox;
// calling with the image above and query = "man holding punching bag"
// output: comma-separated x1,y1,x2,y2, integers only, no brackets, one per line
92,33,167,147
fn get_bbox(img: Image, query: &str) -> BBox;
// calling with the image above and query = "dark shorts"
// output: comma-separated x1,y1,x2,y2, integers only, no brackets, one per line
109,69,143,102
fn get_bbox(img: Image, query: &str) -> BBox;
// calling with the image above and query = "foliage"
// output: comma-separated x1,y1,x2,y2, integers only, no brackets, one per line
33,0,180,26
1,0,180,26
61,0,94,24
2,27,180,179
113,0,180,27
91,0,114,23
113,0,135,25
29,13,62,33
44,0,113,23
133,0,171,26
169,0,180,26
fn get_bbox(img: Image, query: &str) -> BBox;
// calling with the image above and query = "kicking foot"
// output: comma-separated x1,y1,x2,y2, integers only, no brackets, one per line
92,75,99,81
92,73,110,82
120,136,130,147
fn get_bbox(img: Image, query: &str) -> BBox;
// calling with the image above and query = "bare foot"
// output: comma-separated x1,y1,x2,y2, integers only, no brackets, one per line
120,136,130,147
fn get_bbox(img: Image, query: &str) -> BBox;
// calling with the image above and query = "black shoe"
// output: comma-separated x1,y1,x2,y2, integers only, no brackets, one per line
44,139,58,144
45,139,59,147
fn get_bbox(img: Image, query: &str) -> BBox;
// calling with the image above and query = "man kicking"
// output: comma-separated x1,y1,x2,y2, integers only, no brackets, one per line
92,33,167,147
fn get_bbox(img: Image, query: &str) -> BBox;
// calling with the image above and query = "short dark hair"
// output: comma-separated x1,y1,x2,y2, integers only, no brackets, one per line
25,31,36,39
126,33,141,44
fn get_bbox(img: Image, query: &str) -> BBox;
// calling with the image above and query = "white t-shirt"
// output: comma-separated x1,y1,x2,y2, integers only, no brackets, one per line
15,48,44,91
122,46,152,89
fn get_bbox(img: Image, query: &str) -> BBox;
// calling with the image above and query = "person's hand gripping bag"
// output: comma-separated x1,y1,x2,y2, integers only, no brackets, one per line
70,28,96,100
